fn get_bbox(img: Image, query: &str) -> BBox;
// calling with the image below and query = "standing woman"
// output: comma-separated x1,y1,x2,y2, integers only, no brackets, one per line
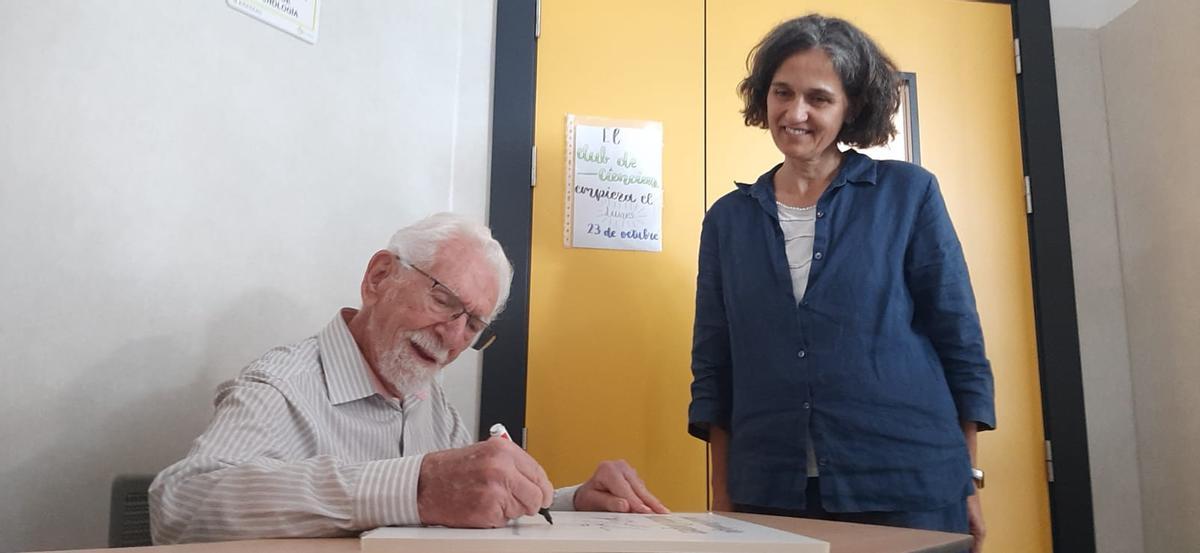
688,14,993,552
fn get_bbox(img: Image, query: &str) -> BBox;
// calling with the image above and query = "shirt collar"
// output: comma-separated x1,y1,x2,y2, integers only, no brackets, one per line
317,308,430,406
317,309,380,405
736,150,878,216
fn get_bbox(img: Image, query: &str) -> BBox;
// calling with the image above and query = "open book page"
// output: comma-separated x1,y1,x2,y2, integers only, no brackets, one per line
360,512,828,553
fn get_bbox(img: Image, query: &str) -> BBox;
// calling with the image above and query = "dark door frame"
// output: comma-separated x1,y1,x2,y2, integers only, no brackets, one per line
481,1,1094,551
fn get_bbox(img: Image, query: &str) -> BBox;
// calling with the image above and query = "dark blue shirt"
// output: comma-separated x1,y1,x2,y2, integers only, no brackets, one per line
688,151,995,513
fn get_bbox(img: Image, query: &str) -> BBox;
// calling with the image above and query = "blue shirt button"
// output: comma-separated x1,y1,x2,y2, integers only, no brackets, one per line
813,251,823,260
802,401,811,409
798,350,807,358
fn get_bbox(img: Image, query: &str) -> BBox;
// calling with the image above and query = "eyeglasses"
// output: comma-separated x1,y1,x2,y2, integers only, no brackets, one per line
397,257,498,351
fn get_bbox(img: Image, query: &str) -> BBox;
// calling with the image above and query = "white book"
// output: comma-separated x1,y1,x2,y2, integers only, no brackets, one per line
360,512,829,553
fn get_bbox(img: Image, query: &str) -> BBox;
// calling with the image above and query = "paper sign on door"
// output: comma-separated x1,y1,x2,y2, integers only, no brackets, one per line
564,115,663,252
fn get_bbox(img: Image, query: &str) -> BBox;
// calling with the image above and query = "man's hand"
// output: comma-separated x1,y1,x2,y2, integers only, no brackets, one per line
417,438,554,528
967,493,986,553
573,460,670,514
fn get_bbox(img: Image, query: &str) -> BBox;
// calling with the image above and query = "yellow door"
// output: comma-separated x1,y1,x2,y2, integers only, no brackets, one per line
705,2,1050,551
530,3,1051,551
526,0,709,510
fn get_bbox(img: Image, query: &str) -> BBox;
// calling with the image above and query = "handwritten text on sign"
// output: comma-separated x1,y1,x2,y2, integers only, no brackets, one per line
566,116,663,252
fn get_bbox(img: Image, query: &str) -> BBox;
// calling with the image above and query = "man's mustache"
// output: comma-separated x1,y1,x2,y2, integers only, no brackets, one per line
410,331,449,364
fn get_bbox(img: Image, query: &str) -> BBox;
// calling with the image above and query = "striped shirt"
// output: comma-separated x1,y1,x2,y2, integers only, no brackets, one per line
150,309,577,544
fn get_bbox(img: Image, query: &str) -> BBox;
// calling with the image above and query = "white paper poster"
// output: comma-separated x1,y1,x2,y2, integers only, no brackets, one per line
564,115,663,252
227,0,321,44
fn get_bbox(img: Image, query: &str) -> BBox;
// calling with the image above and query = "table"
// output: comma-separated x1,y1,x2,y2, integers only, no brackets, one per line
35,513,970,553
724,512,971,553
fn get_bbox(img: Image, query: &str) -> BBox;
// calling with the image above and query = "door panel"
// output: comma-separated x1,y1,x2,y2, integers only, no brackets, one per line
527,0,708,511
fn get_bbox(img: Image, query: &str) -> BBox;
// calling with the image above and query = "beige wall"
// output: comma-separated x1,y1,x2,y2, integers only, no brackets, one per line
1059,0,1200,551
1053,27,1145,553
1099,0,1200,550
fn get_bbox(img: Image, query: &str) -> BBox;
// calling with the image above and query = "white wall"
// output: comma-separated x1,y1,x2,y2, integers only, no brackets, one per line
1052,27,1145,553
1050,0,1140,29
0,2,496,552
1099,0,1200,551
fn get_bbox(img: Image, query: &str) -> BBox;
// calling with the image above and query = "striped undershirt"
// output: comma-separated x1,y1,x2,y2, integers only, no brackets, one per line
777,201,821,478
150,309,578,544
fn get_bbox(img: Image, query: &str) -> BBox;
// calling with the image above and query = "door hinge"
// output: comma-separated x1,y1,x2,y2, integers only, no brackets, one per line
531,146,537,187
1045,439,1055,482
1014,38,1023,75
1024,175,1033,214
535,0,541,39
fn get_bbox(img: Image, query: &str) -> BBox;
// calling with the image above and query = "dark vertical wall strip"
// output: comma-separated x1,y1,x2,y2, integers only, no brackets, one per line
900,71,922,166
1011,1,1097,551
480,0,537,444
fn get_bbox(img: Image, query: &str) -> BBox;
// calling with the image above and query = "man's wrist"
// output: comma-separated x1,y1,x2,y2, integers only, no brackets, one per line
356,456,425,528
553,484,582,511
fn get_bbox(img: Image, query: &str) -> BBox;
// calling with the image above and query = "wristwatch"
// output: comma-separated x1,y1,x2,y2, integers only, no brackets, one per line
971,467,985,489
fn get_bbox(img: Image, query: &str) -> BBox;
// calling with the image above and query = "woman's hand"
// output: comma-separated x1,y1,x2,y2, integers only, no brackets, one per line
711,491,733,512
709,425,732,512
967,493,986,552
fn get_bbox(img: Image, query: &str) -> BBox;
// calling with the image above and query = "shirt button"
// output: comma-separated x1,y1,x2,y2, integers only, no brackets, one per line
813,251,824,260
798,350,807,358
802,401,811,409
816,211,825,218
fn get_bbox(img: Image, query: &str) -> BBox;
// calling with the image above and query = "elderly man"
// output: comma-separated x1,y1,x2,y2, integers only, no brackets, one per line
150,213,668,544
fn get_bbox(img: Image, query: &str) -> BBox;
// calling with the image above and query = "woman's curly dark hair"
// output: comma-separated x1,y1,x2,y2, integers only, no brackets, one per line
738,14,901,149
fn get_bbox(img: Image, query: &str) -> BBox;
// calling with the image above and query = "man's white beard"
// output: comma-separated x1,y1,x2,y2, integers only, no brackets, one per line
377,329,449,396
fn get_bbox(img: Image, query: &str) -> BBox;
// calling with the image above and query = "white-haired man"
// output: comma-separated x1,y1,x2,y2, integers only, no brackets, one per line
150,213,668,544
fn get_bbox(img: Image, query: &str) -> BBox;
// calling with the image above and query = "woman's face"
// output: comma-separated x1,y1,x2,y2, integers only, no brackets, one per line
766,48,851,163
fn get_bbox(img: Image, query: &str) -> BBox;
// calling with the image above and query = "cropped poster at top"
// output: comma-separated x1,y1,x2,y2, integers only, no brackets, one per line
564,115,664,252
227,0,321,44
